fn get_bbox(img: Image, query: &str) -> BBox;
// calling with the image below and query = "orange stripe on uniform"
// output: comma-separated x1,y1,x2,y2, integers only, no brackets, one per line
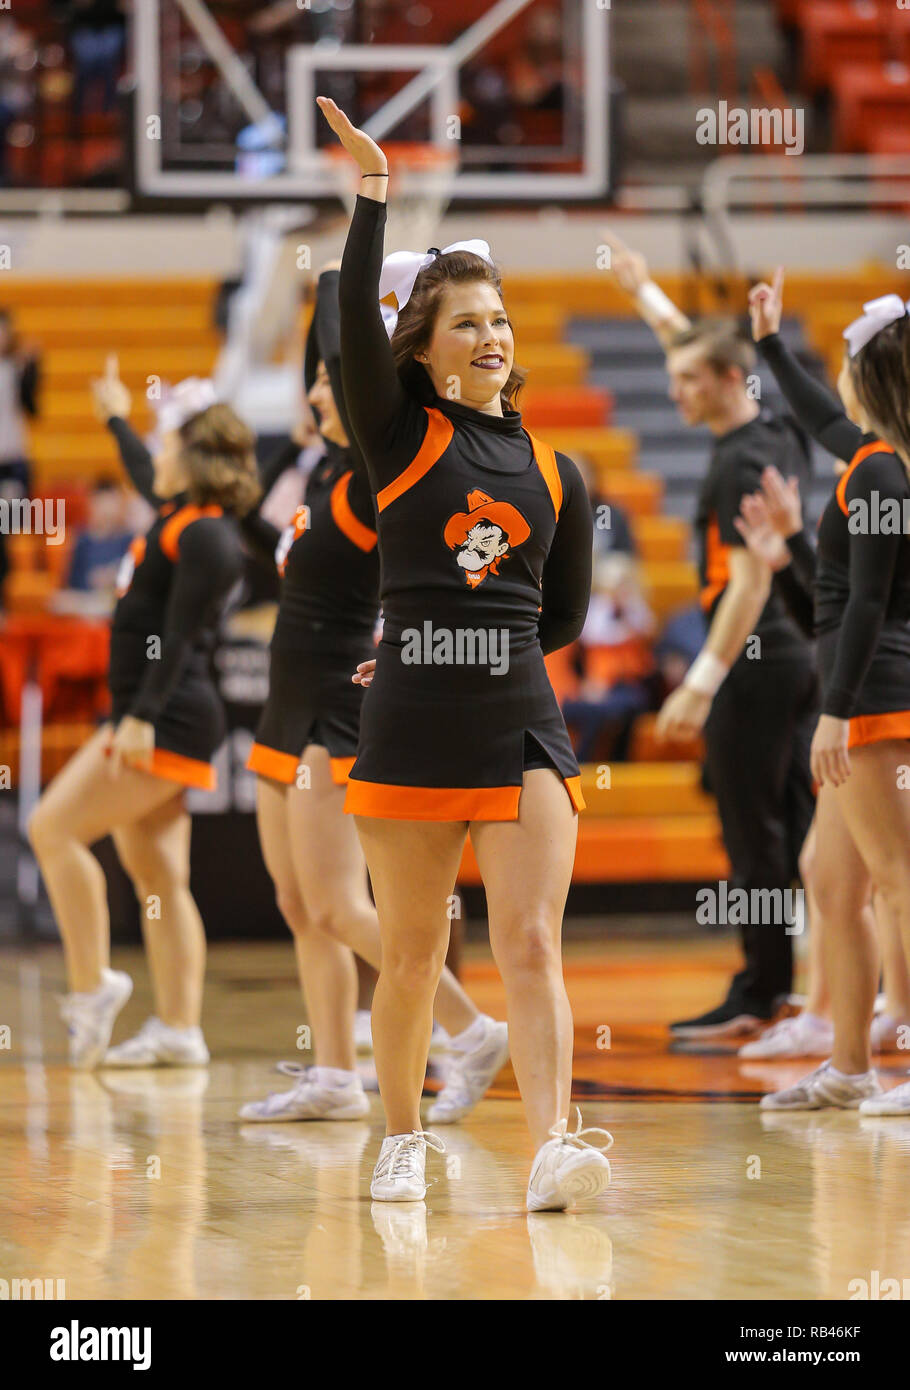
701,515,730,612
329,755,357,785
330,473,377,552
848,710,910,749
133,747,217,790
345,775,584,820
247,741,299,784
525,431,562,518
564,775,586,812
835,439,895,516
377,408,453,513
159,504,223,561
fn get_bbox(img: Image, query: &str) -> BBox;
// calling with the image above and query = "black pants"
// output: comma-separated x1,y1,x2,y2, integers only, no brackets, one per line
703,650,817,1013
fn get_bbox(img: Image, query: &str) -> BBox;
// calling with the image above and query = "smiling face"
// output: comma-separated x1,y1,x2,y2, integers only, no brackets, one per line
417,281,514,410
152,428,189,498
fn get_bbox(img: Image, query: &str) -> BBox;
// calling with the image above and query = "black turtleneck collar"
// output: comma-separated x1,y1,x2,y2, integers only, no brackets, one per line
433,395,524,435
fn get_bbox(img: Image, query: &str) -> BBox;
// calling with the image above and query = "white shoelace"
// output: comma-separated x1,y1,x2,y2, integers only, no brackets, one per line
378,1131,446,1182
248,1061,315,1114
275,1061,310,1080
548,1107,614,1154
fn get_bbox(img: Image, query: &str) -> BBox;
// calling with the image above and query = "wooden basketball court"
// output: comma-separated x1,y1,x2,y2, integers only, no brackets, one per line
2,935,908,1301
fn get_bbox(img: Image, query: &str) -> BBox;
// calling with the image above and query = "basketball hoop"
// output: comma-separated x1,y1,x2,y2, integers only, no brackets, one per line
324,141,458,254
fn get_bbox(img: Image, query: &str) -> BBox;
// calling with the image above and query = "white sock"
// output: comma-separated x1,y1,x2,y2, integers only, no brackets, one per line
449,1014,490,1052
828,1064,874,1081
310,1066,358,1088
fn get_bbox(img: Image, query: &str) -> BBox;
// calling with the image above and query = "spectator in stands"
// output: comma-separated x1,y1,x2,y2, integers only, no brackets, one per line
65,476,132,597
0,18,35,185
507,6,566,114
0,308,40,500
59,0,126,119
562,552,656,762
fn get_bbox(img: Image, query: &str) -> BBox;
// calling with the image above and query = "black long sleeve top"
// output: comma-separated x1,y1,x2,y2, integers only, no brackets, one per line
759,333,910,717
337,195,591,655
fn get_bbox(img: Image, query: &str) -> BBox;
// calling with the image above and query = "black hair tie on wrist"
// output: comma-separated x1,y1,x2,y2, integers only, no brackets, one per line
361,172,389,178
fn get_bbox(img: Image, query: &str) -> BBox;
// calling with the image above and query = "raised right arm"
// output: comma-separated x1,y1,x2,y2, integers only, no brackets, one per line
601,227,690,353
107,417,161,507
338,196,427,487
318,95,428,490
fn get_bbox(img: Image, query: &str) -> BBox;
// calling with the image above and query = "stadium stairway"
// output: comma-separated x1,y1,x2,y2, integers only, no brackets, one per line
10,277,220,486
9,266,909,891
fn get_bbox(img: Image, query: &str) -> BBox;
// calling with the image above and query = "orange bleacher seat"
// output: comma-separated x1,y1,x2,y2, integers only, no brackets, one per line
0,615,109,723
0,723,100,786
544,642,581,705
35,483,89,530
800,2,894,94
868,125,910,153
521,386,611,429
517,344,588,387
457,815,729,885
598,472,662,518
632,516,688,564
831,60,910,153
629,712,705,764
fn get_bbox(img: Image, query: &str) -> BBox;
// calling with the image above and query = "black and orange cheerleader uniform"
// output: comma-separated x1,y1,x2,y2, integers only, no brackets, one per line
337,196,592,821
244,268,380,785
105,419,244,789
761,333,910,747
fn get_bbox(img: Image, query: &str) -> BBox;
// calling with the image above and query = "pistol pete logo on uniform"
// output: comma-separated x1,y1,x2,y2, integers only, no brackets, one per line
443,489,531,589
115,536,146,597
276,504,309,576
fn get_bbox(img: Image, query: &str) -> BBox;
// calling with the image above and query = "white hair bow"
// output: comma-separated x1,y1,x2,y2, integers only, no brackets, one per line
843,294,910,358
378,239,495,338
156,377,219,433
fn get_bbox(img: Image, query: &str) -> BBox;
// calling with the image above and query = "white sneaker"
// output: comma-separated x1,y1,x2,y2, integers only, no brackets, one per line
526,1108,613,1213
427,1016,509,1124
759,1059,883,1111
103,1016,209,1067
870,1014,910,1053
858,1077,910,1115
239,1062,370,1121
738,1012,833,1059
59,969,133,1070
370,1130,446,1202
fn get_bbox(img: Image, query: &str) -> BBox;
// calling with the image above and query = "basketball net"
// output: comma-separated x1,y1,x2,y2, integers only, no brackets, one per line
325,142,458,258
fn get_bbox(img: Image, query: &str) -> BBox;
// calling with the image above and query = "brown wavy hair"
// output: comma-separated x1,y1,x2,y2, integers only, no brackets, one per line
848,314,910,466
178,403,261,516
390,250,526,410
668,318,757,377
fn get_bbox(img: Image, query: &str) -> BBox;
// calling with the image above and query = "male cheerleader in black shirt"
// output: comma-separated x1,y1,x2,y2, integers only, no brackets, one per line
604,231,816,1039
